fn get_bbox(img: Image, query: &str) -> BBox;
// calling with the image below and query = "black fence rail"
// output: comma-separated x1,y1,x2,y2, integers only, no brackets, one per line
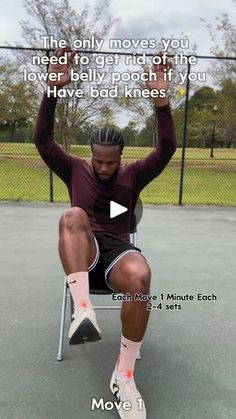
0,46,235,206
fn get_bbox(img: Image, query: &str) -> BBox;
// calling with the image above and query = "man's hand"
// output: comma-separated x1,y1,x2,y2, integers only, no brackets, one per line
47,46,76,88
145,53,172,107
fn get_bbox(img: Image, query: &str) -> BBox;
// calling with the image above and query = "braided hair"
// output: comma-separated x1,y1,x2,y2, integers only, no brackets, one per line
90,127,124,154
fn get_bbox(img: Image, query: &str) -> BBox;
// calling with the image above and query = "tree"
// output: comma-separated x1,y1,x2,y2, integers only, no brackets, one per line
0,82,35,141
201,0,236,83
114,36,198,128
188,87,217,111
136,115,155,147
187,108,216,147
216,79,236,147
0,61,37,142
121,121,139,147
16,0,115,151
181,81,236,148
172,109,184,147
96,105,116,128
20,0,113,48
199,2,236,148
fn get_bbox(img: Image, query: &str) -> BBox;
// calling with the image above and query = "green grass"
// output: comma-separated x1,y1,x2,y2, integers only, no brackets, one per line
140,167,236,206
0,143,236,160
0,144,235,205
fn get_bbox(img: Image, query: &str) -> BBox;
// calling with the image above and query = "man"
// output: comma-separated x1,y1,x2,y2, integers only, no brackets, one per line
34,46,176,419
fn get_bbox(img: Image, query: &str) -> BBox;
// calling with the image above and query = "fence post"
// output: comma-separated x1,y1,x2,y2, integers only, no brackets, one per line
46,49,54,203
49,169,54,203
178,60,191,206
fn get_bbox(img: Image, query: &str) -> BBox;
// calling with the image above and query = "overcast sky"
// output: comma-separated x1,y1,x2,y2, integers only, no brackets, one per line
1,0,236,55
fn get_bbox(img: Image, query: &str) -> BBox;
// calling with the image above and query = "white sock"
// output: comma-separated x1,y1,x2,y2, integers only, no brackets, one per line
117,335,142,376
67,271,93,312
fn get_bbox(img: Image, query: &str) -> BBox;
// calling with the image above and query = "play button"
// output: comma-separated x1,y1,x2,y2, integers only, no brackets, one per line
93,184,143,230
110,201,128,219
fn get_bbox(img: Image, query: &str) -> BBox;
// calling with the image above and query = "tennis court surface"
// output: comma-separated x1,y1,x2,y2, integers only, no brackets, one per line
0,202,235,419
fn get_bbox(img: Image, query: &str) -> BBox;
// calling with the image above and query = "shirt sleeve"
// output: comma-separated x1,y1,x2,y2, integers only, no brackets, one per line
33,94,74,184
131,104,177,191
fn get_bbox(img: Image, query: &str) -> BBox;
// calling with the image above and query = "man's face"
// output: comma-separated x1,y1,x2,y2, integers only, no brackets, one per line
91,144,121,181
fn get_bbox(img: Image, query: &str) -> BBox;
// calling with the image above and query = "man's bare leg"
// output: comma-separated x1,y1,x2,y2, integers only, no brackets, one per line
109,252,151,418
58,207,96,274
58,207,100,344
109,252,151,342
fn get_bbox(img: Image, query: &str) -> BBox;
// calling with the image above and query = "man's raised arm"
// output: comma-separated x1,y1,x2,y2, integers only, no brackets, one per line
34,46,76,184
133,57,177,190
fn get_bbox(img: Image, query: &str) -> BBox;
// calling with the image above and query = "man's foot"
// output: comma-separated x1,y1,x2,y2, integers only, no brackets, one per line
110,364,147,418
68,302,101,345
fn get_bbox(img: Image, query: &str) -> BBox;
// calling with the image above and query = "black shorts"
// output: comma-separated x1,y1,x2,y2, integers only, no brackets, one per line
88,232,141,292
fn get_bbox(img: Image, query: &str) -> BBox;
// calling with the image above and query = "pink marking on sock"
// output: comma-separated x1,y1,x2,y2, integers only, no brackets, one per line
67,272,92,311
117,335,142,373
126,370,133,379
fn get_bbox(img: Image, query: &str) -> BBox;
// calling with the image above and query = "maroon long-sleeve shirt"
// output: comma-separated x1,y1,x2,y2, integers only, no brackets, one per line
34,95,176,242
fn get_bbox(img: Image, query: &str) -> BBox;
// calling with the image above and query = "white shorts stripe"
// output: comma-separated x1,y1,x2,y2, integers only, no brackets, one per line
88,235,100,272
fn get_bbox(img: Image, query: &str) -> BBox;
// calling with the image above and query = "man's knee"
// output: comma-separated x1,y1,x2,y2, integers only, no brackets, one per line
125,261,151,294
59,207,90,233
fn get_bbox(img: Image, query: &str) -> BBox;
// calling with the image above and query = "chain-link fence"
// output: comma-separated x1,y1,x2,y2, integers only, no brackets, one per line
0,46,235,206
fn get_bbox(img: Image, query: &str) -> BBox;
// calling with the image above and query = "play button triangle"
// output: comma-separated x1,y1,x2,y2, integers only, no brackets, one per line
110,201,128,219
